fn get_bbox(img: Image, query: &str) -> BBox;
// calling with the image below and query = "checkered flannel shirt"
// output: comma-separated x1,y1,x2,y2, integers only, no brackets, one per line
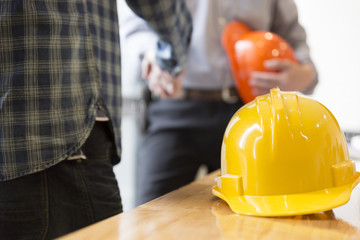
0,0,192,181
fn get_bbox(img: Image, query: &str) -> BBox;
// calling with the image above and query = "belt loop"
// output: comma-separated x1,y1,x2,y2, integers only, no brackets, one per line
222,87,240,104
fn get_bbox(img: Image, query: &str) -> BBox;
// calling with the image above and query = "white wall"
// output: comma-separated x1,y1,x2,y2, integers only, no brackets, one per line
294,0,360,132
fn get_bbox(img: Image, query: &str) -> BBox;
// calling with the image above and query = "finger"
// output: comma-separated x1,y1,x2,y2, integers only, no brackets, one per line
151,83,169,98
141,57,151,79
148,64,163,81
251,71,280,80
161,79,174,95
153,70,185,99
141,51,156,79
264,59,293,71
149,74,173,99
160,72,176,94
249,72,282,89
251,86,272,96
148,70,163,93
172,74,184,98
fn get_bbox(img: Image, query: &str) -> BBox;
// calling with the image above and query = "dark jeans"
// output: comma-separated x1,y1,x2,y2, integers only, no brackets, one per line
136,99,243,206
0,122,122,240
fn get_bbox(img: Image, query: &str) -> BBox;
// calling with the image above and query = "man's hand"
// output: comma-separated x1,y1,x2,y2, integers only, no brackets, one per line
141,51,184,99
249,59,315,96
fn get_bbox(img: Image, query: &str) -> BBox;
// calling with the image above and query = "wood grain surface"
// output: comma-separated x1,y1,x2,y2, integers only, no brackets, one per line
58,170,360,240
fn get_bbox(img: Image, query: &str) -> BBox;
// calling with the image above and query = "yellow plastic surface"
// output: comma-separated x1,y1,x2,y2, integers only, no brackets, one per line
213,88,360,216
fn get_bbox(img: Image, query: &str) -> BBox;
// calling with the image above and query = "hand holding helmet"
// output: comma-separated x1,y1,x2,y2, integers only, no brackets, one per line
249,58,315,96
222,21,315,103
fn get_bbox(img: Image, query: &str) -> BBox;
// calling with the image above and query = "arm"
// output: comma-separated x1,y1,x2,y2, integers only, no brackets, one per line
249,0,318,95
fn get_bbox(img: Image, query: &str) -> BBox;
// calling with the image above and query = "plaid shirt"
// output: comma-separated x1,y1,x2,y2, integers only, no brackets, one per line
0,0,192,181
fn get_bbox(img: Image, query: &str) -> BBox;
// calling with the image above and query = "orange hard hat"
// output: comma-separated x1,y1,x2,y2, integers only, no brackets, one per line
222,22,297,103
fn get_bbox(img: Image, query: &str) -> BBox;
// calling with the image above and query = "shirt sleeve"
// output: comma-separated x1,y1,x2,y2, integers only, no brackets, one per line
118,1,158,98
124,0,192,77
270,0,318,94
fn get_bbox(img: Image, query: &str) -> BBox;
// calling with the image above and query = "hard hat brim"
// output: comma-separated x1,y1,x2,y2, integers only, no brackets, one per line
212,172,360,217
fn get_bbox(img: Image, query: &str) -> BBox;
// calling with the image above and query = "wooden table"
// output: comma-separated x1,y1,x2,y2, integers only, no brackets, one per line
58,170,360,240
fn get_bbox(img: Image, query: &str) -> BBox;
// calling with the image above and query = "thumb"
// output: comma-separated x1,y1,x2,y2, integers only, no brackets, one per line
141,57,152,79
141,50,156,80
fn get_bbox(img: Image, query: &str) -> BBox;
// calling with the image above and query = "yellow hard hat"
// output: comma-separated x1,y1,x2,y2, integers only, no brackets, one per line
212,88,360,216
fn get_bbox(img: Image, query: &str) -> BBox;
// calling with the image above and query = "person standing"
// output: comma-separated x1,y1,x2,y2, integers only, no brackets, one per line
120,0,318,206
0,0,192,239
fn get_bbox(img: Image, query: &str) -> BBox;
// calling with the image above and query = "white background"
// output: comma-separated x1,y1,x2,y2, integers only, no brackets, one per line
295,0,360,132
